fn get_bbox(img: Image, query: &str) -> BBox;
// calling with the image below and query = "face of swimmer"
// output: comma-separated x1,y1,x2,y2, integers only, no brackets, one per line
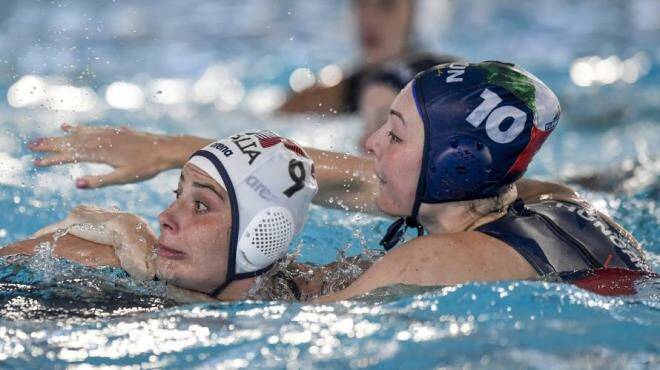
365,82,424,216
354,0,413,64
359,81,399,152
156,163,231,293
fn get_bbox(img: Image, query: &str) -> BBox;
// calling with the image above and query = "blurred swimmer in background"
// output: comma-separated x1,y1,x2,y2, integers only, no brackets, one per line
357,53,463,151
281,0,458,114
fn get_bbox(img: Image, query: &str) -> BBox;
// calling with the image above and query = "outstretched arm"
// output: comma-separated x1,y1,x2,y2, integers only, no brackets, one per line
30,124,212,189
0,232,120,267
304,147,380,213
279,81,346,114
29,125,381,212
29,125,578,212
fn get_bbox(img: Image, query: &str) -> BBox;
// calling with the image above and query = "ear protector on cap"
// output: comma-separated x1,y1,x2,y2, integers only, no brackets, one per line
236,206,294,273
427,135,494,201
187,130,318,296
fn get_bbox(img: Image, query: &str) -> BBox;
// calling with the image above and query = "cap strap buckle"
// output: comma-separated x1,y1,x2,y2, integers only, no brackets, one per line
379,217,424,251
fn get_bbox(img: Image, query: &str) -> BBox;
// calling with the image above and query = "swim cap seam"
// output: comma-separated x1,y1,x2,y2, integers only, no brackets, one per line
411,78,432,219
192,149,241,296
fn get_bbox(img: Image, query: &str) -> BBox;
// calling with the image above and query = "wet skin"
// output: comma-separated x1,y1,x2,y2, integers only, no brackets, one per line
155,163,232,294
0,233,120,267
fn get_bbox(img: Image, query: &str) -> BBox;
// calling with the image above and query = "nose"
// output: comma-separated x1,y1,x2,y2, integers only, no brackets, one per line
158,204,179,235
364,124,386,158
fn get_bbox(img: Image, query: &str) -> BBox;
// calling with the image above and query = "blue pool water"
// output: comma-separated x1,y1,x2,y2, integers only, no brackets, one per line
1,0,659,368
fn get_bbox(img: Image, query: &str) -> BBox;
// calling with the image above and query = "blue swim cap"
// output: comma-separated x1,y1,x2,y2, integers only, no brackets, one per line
381,61,560,250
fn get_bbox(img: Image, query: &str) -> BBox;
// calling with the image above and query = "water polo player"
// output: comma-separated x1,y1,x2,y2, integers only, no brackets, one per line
314,61,650,301
3,130,319,301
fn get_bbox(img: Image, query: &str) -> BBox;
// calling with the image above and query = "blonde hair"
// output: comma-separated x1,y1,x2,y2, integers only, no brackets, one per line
465,184,518,218
418,184,519,234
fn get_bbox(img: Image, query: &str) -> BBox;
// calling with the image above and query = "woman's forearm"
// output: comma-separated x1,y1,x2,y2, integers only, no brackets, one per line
160,135,214,169
304,147,380,213
0,233,120,267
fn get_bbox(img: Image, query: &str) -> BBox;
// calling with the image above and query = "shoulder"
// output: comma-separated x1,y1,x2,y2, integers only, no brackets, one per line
313,232,538,303
515,178,579,203
382,232,539,285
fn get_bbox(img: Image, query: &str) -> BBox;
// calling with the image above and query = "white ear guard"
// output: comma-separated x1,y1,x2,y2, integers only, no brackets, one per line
187,130,317,296
236,206,295,272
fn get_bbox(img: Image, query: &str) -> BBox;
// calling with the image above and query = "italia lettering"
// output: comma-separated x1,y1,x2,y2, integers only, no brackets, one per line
209,142,233,157
446,63,468,83
230,133,262,165
246,176,275,201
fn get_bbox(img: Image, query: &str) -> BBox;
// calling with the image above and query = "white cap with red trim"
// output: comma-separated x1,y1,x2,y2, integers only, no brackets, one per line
187,130,317,284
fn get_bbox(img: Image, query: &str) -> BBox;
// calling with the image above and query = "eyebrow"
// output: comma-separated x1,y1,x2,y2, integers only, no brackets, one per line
180,172,225,201
192,182,225,201
390,109,406,126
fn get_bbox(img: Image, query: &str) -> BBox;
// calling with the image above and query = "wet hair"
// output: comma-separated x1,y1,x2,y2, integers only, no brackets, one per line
465,184,518,218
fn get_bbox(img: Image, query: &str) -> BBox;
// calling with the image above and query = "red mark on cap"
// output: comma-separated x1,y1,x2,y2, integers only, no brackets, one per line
505,125,550,178
255,131,307,158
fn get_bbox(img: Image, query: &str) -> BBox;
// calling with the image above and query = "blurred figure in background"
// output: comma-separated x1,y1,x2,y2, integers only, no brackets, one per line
28,54,459,181
280,0,458,114
358,53,463,151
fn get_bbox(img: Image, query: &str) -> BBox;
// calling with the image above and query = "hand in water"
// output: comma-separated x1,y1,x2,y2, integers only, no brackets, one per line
29,124,173,189
33,205,157,280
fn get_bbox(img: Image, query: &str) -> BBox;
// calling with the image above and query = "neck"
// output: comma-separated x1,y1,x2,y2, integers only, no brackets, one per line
417,204,481,235
417,200,511,235
213,277,256,301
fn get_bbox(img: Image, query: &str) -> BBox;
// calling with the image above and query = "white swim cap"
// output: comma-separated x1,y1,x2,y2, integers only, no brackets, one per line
187,130,317,296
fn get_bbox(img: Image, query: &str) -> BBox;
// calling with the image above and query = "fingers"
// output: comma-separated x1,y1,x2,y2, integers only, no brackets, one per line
28,123,79,151
28,136,71,153
60,122,74,133
72,204,108,213
69,204,111,218
61,122,105,135
34,152,80,167
29,123,110,153
30,220,67,239
76,169,132,189
67,224,117,247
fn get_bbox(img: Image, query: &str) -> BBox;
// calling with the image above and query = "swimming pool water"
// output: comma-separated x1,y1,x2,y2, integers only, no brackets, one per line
1,0,659,368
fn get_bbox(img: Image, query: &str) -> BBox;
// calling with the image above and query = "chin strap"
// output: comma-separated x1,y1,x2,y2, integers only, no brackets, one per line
379,216,424,251
208,263,275,298
209,280,231,298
